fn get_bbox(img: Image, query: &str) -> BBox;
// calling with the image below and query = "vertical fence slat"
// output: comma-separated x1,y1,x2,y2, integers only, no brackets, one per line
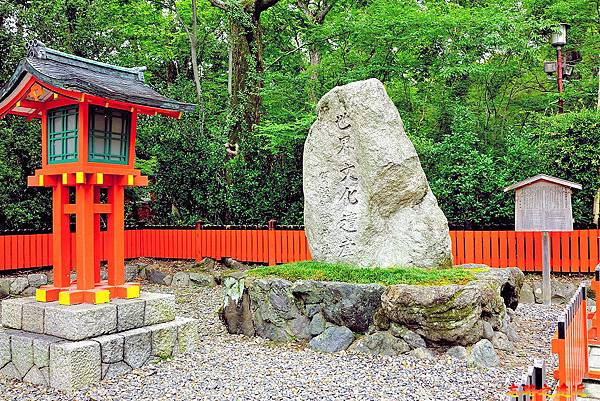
571,231,580,273
481,231,491,266
524,232,533,271
580,230,590,273
507,231,516,267
464,231,475,263
0,236,5,271
498,231,507,268
276,230,282,264
456,231,465,265
474,231,483,264
516,232,526,271
591,230,599,268
561,231,571,273
551,232,561,272
490,231,499,268
533,232,543,272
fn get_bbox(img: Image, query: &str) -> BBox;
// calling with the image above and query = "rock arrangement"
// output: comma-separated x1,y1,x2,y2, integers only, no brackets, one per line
221,266,524,369
520,279,587,305
0,292,199,392
303,78,452,268
0,259,220,302
0,273,48,298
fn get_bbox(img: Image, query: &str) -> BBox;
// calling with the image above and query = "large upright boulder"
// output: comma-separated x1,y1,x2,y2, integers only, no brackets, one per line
303,78,452,268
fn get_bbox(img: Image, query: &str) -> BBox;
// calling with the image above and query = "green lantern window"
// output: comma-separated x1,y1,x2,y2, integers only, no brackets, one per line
48,106,79,164
88,106,130,164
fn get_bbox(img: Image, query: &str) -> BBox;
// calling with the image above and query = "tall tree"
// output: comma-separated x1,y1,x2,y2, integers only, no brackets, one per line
208,0,281,156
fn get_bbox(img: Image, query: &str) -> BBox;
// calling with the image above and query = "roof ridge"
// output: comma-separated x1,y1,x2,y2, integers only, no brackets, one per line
26,40,147,82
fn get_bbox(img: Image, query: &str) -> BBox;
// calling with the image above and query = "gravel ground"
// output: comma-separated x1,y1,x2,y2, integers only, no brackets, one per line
0,280,569,401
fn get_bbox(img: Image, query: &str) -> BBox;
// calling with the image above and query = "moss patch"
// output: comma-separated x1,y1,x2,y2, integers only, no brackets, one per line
248,261,486,286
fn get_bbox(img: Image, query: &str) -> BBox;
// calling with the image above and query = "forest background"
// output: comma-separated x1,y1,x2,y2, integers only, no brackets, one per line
1,0,599,230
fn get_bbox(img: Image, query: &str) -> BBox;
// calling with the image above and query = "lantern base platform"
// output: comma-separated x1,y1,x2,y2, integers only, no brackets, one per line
35,282,140,305
0,292,198,392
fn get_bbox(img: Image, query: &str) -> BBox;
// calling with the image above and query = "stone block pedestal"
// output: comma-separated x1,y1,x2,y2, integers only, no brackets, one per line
0,292,199,392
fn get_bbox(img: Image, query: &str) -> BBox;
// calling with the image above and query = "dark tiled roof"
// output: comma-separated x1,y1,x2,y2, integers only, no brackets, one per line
0,41,196,113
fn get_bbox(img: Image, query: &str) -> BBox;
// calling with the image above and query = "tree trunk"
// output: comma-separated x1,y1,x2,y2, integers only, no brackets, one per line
228,11,263,150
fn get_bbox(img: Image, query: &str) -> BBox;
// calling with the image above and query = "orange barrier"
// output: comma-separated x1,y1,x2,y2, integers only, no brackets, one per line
2,227,600,272
508,360,548,401
0,225,312,271
551,284,589,400
589,266,600,346
451,229,600,272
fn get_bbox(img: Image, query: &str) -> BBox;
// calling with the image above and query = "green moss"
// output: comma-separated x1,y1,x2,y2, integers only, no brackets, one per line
248,261,485,286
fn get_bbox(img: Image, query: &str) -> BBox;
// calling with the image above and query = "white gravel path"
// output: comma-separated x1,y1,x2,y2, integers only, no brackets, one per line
0,284,564,401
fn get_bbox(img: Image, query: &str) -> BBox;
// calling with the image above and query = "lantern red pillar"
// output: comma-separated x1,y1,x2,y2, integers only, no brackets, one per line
0,42,194,304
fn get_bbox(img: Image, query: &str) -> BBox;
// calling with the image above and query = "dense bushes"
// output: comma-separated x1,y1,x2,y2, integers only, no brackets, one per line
1,0,600,229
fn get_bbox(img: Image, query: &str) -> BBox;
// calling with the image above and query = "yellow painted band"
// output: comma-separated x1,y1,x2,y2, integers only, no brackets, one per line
95,290,110,304
97,173,103,185
38,175,44,186
58,291,71,305
126,285,140,299
62,173,68,184
128,175,134,186
35,289,47,302
76,172,84,184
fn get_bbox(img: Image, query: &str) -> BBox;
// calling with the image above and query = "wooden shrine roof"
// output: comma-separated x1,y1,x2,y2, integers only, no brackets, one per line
0,41,196,115
504,174,582,192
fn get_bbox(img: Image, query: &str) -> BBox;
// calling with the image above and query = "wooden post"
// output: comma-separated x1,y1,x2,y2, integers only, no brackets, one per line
93,186,102,283
75,181,95,290
268,219,277,266
52,182,70,288
195,220,203,262
542,231,551,305
107,182,125,286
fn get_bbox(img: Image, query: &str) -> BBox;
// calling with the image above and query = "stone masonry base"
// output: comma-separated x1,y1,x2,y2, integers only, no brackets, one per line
0,292,199,392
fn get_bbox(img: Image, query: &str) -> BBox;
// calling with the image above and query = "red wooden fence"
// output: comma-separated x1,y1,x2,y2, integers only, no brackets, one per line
552,284,589,400
451,230,600,273
1,228,599,272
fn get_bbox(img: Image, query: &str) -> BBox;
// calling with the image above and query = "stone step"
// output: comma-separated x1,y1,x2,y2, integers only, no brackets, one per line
0,315,199,392
1,292,176,341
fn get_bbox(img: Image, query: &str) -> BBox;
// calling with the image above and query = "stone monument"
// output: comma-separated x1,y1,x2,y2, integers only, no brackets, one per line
303,78,452,268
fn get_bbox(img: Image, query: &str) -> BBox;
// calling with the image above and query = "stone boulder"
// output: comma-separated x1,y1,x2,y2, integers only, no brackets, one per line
291,280,385,333
220,268,522,347
382,283,483,345
468,339,499,369
303,78,452,268
308,326,354,353
446,346,468,360
348,331,410,356
381,268,523,345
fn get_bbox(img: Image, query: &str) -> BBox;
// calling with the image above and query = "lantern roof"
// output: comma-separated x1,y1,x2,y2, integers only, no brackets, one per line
504,174,582,192
0,40,195,119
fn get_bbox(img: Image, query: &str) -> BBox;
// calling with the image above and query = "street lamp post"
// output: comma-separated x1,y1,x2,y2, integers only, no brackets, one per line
551,23,569,113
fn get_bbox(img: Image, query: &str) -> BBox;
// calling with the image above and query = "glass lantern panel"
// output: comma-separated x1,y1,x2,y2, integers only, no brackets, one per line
66,112,77,131
88,106,130,164
94,113,106,131
47,106,79,164
111,116,123,133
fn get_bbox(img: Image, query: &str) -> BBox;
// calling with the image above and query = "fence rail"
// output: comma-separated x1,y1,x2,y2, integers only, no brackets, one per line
1,227,600,272
552,284,588,400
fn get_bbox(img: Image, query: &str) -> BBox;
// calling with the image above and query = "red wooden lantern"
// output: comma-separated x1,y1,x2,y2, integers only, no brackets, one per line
0,41,195,305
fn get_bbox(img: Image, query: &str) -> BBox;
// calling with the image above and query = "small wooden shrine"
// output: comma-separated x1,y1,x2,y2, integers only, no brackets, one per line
0,41,194,304
504,174,581,232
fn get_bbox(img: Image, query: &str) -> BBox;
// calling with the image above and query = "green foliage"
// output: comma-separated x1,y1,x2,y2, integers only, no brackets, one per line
0,0,600,229
248,261,483,285
533,110,600,225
